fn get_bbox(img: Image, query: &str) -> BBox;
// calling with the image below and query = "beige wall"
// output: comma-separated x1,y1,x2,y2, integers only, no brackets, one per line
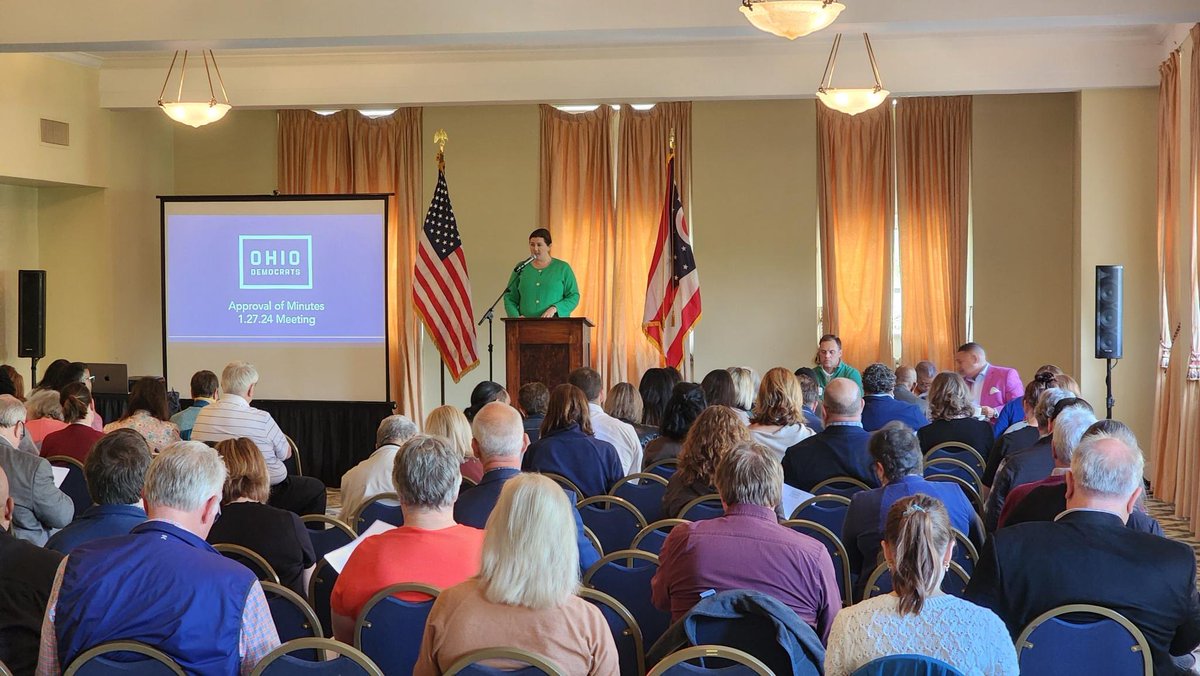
0,185,40,387
173,110,279,195
691,100,820,377
1076,88,1158,455
972,94,1078,383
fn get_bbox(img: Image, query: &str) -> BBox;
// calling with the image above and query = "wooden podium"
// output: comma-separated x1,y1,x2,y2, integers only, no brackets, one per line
503,318,593,396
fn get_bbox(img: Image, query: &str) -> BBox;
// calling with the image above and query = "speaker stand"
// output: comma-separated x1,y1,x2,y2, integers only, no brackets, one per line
1105,358,1116,420
29,356,40,390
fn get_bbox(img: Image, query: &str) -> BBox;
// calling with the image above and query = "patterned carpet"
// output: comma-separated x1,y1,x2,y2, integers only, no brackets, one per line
1146,495,1200,583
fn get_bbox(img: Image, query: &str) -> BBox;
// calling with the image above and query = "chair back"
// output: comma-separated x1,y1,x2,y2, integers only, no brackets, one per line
299,515,356,560
539,473,583,503
811,476,871,498
611,473,670,524
0,660,12,676
63,641,185,676
923,474,984,515
212,543,280,584
349,493,403,534
261,581,323,652
584,551,672,649
689,612,793,675
579,589,645,676
863,562,971,601
631,519,689,557
949,529,978,576
583,526,604,558
578,495,648,555
677,494,724,522
850,653,966,676
922,458,982,495
284,435,304,476
789,494,851,534
444,648,567,675
781,519,853,606
353,583,440,676
47,455,92,518
307,559,339,637
645,458,679,480
250,638,383,676
1015,604,1152,676
647,645,773,676
924,442,985,478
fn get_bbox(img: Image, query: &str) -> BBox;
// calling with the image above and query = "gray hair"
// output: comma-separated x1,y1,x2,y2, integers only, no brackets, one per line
392,435,461,509
1051,407,1098,465
727,367,756,411
715,441,782,508
220,361,259,397
26,389,64,422
862,363,897,395
471,402,525,460
1034,388,1071,429
0,395,27,428
1071,432,1144,498
144,441,227,512
869,421,923,483
376,415,418,447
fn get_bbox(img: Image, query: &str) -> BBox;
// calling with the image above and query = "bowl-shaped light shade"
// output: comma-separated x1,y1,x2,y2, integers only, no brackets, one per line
739,1,845,40
816,88,889,116
160,101,232,128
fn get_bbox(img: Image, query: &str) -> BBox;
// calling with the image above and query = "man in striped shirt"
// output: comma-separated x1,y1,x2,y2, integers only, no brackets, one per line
191,361,326,517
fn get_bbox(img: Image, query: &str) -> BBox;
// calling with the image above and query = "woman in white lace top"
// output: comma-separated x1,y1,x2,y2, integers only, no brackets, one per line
824,495,1018,676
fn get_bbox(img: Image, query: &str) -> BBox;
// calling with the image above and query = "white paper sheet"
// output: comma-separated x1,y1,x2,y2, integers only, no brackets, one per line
52,466,70,488
781,483,816,519
323,519,397,573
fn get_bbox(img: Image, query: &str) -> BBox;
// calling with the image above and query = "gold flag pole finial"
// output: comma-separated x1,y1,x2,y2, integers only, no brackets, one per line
669,128,676,151
434,129,448,171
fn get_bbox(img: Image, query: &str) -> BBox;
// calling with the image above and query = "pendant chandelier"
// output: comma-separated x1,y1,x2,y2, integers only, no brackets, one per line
816,33,889,116
739,0,845,40
157,50,232,128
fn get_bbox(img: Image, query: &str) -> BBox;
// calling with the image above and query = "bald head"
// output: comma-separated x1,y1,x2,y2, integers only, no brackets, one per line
895,366,916,389
822,378,863,422
471,401,526,463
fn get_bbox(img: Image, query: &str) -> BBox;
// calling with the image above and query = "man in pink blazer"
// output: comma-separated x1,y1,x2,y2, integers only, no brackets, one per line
954,342,1023,423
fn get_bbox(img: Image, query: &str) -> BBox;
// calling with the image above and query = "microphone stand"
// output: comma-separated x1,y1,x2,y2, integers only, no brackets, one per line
478,257,534,381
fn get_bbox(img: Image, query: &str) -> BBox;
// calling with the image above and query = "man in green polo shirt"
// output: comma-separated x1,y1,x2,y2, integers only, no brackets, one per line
812,334,862,396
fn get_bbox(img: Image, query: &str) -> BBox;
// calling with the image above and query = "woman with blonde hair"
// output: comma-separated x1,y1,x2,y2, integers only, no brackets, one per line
206,437,316,596
604,382,657,447
747,367,813,460
662,406,751,518
917,372,994,461
824,495,1017,675
414,474,618,675
24,388,67,445
425,405,482,483
726,367,757,424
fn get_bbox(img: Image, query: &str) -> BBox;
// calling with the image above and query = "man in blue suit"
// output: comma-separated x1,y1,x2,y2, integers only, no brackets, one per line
454,401,599,572
860,363,928,432
782,378,878,492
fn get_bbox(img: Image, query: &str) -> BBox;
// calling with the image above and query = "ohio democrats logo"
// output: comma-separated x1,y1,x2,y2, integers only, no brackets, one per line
239,235,314,290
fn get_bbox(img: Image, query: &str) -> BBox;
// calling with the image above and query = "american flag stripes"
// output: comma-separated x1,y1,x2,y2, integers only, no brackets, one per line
643,154,701,369
413,165,479,382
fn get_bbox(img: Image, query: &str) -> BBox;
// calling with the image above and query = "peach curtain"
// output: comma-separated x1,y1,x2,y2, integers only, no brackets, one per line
615,102,692,382
1151,52,1182,502
538,105,617,378
1176,27,1200,528
817,103,895,369
277,109,424,420
896,97,971,367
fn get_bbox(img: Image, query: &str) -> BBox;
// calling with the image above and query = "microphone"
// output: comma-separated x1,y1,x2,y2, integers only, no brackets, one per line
513,255,536,273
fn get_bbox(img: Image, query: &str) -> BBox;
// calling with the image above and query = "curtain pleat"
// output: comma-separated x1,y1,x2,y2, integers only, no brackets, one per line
896,97,971,367
277,109,424,421
615,102,692,382
817,104,895,369
1180,26,1200,529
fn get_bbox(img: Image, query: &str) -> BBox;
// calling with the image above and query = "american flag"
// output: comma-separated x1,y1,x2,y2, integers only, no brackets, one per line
643,154,701,369
413,165,479,381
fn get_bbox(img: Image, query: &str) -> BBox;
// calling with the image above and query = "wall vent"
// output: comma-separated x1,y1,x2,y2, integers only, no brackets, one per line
40,119,69,146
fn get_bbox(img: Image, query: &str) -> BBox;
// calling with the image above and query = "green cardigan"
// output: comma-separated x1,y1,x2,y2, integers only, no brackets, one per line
813,361,863,395
503,258,581,318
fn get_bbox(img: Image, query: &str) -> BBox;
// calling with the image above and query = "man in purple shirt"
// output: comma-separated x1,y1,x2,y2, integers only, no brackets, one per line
651,440,842,641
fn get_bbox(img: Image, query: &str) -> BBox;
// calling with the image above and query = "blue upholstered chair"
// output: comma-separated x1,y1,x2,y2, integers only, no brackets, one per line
443,648,567,675
811,476,872,498
611,473,670,525
1015,604,1152,676
580,589,645,676
924,442,986,480
349,493,403,535
789,494,851,535
260,581,322,661
584,551,671,650
306,559,338,638
631,519,689,557
47,455,92,519
922,459,982,495
62,641,184,676
782,518,853,606
299,515,356,560
250,638,383,676
863,562,971,601
646,645,773,676
353,583,440,676
578,495,648,555
677,494,724,522
850,654,966,676
645,458,679,481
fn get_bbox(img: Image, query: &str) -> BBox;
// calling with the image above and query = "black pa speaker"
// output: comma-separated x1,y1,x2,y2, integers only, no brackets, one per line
18,270,47,359
1095,265,1123,359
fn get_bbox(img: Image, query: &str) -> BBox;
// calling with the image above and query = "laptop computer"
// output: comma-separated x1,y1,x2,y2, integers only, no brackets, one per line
89,363,129,394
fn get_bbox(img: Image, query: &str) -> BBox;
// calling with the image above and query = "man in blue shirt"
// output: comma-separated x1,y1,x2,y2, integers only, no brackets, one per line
860,363,929,432
47,429,150,554
454,402,599,572
169,370,219,441
842,421,983,601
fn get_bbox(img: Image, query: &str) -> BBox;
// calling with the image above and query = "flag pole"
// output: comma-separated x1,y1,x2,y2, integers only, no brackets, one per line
435,128,449,403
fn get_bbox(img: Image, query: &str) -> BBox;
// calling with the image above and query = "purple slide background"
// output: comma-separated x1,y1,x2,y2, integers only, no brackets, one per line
166,213,385,342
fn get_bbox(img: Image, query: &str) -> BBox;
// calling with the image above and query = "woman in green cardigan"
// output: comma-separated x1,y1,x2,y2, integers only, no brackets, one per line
503,228,580,318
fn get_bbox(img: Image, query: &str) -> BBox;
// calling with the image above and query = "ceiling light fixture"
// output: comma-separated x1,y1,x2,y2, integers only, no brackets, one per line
157,50,231,128
816,33,889,116
739,0,844,40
